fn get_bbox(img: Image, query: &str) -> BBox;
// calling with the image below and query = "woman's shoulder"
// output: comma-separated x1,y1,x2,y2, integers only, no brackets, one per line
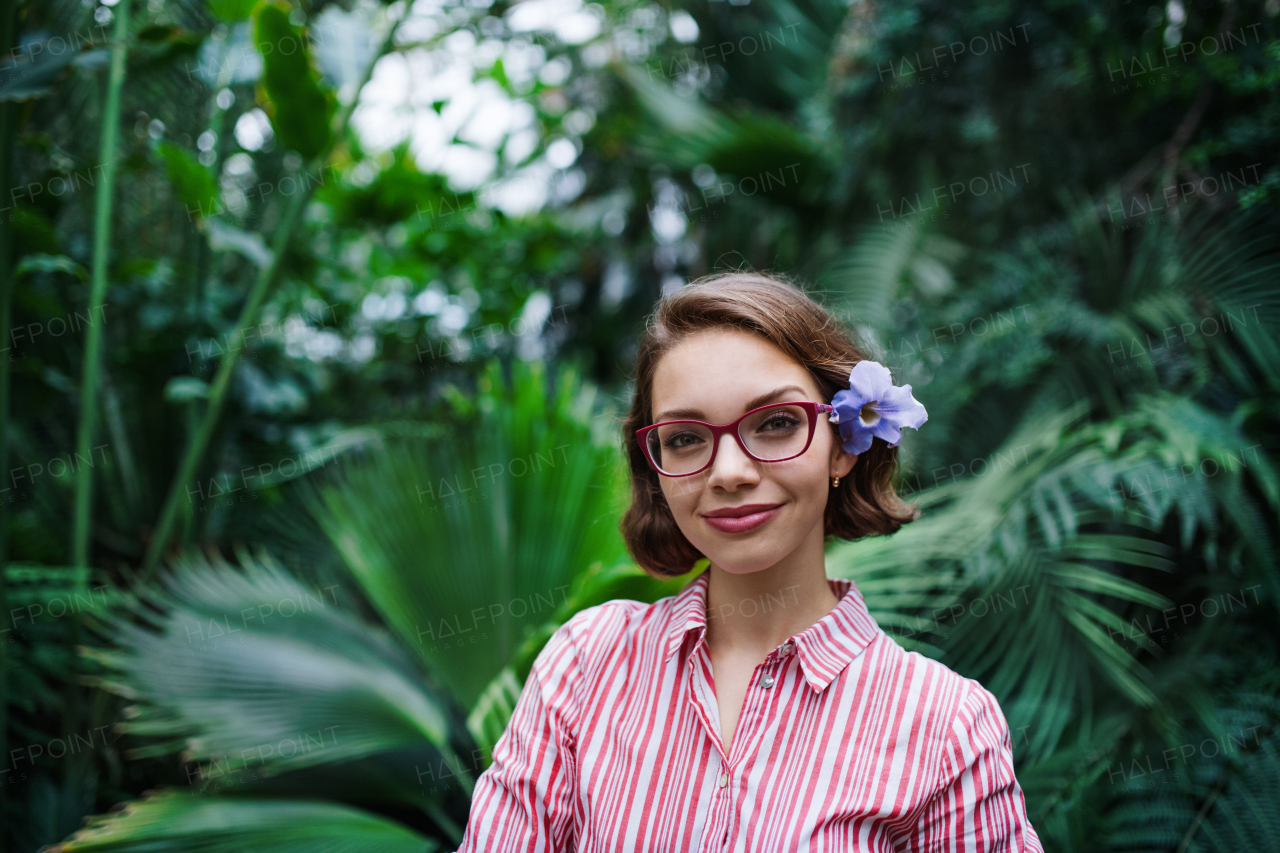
869,634,1009,739
555,593,681,641
545,592,683,671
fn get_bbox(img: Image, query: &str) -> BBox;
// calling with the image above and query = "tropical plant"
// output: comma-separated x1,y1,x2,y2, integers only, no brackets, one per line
51,358,690,852
2,0,1277,849
820,209,1279,847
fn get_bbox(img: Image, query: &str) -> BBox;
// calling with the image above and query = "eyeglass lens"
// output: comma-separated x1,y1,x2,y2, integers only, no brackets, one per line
646,404,812,475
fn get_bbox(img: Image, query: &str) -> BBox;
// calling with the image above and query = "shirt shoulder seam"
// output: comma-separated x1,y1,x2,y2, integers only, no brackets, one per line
556,598,652,729
935,677,986,791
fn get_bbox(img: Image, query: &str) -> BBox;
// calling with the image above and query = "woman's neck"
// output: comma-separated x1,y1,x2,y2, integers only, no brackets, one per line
702,539,840,658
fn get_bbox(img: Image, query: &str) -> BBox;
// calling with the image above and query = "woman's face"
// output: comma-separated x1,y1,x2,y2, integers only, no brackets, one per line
649,327,858,576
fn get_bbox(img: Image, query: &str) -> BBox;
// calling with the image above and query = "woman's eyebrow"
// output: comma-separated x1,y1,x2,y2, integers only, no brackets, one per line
654,384,808,422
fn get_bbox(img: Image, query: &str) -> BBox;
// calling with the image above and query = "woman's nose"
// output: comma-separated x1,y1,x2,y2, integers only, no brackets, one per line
706,431,759,488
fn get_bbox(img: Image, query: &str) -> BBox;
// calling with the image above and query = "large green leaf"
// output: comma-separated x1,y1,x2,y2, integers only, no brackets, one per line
53,793,437,853
82,550,472,795
617,63,832,205
301,358,646,707
0,36,82,102
827,389,1277,762
208,0,259,22
157,142,218,220
253,2,336,160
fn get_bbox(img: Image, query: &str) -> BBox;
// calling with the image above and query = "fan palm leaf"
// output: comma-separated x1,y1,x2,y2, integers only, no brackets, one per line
80,549,473,800
828,386,1277,763
299,358,638,707
51,793,438,853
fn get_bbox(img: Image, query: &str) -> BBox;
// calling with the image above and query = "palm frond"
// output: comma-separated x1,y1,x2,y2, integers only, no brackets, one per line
301,359,635,707
52,793,437,853
4,564,119,725
829,385,1277,762
615,62,831,203
81,549,471,797
1102,691,1280,853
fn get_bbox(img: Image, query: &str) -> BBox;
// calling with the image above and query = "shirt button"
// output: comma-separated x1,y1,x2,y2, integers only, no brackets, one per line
760,674,775,688
780,642,794,655
719,772,729,787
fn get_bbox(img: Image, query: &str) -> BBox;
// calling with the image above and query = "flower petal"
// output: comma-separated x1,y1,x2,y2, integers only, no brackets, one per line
839,421,874,455
848,360,894,401
876,384,929,430
827,360,927,453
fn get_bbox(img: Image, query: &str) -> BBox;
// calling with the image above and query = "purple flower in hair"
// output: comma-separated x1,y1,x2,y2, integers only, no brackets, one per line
828,360,928,455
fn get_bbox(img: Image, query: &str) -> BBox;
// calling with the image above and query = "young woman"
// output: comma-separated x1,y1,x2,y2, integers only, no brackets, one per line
456,272,1043,852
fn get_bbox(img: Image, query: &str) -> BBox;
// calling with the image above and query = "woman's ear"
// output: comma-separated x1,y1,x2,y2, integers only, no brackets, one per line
829,439,858,480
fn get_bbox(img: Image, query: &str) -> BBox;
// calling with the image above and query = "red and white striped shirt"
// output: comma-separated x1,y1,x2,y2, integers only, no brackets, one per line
457,570,1043,852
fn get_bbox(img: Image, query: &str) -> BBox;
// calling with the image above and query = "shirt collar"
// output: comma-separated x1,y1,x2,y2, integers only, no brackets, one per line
663,569,882,693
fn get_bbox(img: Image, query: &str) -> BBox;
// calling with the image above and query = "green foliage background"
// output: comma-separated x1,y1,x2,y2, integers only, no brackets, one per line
0,0,1276,850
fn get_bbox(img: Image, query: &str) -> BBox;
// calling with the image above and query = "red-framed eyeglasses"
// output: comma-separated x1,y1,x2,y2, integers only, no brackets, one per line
636,401,838,477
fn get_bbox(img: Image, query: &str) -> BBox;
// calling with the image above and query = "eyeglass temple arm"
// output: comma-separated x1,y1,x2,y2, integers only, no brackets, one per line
817,403,840,424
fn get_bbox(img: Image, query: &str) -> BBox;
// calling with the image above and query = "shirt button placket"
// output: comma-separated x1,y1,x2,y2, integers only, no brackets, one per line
721,767,732,848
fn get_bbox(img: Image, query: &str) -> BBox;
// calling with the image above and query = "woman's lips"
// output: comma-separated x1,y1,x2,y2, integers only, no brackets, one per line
702,505,782,534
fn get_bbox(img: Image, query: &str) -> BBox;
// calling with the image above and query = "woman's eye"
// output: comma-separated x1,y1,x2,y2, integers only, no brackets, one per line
663,431,703,449
760,415,800,432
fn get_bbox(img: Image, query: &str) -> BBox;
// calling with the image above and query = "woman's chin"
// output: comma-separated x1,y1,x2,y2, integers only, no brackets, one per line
699,544,790,576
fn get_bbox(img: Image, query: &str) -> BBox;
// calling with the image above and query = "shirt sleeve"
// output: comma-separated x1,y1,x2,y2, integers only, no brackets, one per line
455,618,582,853
901,683,1044,853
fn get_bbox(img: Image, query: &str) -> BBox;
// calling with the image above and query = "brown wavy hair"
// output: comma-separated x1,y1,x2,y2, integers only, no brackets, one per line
619,271,921,578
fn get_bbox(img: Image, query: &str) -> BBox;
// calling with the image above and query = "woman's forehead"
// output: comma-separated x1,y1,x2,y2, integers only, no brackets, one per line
650,329,818,418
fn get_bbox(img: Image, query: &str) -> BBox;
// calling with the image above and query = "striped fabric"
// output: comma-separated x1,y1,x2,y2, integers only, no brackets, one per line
456,570,1043,852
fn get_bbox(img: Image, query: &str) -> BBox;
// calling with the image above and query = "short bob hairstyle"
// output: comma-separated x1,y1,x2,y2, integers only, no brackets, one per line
620,271,920,578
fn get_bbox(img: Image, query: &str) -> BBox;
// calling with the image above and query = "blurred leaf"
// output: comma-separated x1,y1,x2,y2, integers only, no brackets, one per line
131,26,204,74
54,792,438,853
205,218,273,266
0,35,81,102
303,359,649,707
157,142,218,220
4,564,119,719
253,2,336,160
82,550,470,793
617,63,831,205
163,376,210,403
15,253,88,281
208,0,259,22
466,666,521,766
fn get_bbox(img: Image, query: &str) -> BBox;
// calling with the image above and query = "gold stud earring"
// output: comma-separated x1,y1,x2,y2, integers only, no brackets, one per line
831,475,840,488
